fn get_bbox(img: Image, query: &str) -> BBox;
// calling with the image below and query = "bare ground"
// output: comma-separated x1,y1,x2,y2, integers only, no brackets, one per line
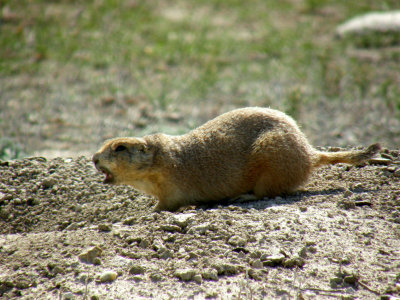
0,148,399,299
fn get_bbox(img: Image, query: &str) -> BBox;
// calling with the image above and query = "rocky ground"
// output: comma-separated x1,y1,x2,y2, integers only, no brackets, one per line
0,148,399,299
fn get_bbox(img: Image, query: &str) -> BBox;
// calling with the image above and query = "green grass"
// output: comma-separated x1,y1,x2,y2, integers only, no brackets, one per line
0,137,25,160
1,0,400,148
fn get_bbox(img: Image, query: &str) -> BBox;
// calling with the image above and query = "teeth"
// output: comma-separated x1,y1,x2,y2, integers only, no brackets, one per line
104,172,114,183
98,166,114,184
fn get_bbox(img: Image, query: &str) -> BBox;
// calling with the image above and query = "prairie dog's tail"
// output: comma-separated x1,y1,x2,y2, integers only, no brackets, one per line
313,143,381,168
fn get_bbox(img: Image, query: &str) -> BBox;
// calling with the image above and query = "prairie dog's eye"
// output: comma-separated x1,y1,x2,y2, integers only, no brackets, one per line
114,145,127,152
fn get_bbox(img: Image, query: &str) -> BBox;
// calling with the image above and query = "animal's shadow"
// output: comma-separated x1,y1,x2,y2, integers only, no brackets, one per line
196,187,376,211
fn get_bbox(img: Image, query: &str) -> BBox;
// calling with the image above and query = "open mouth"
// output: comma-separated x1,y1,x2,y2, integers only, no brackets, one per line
98,166,115,184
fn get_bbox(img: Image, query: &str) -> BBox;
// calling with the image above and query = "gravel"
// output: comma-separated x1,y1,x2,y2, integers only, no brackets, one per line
0,152,399,299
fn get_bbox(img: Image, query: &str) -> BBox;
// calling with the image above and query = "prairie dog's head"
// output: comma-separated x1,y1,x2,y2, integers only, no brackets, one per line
92,137,155,185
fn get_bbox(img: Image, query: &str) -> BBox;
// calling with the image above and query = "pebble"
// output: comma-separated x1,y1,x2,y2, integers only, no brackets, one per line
41,178,56,189
283,256,305,268
130,275,144,282
78,246,102,264
160,224,181,232
227,235,247,247
343,274,359,285
123,217,137,225
129,264,145,275
330,277,343,288
250,259,263,269
149,273,163,282
193,274,202,284
65,221,85,231
261,254,285,267
299,206,307,212
98,223,112,232
369,158,392,166
248,268,263,280
212,262,240,275
202,268,219,281
169,213,196,228
187,223,210,235
63,292,75,300
343,190,353,198
174,268,197,281
15,278,30,289
99,271,118,283
158,249,173,259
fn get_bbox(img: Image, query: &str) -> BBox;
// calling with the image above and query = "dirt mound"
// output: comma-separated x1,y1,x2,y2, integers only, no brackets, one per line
0,150,399,299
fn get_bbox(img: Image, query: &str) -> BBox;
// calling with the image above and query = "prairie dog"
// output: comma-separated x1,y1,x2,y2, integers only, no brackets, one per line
93,107,381,211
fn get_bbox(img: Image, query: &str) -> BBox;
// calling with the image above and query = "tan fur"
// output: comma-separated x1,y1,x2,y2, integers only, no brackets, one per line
92,107,381,211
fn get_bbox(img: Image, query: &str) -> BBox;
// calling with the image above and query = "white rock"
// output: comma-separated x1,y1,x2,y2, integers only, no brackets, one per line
99,270,118,283
169,213,196,227
187,223,210,234
337,11,400,37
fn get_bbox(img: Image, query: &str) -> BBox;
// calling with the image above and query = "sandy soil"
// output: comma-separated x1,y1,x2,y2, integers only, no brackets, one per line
0,148,399,299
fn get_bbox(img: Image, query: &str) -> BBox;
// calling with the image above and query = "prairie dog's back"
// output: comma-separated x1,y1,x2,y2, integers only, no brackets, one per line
159,107,315,202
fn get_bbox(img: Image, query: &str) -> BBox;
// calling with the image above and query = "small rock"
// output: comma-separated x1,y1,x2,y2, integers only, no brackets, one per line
139,238,151,249
129,264,145,275
99,271,118,283
158,249,173,259
248,268,263,280
330,277,343,288
15,278,30,289
283,256,305,268
78,246,102,264
160,224,181,232
92,257,102,265
202,269,219,281
299,206,307,212
63,292,75,300
205,290,219,299
65,221,85,231
298,247,308,258
98,223,112,232
212,262,240,275
394,169,400,177
261,254,285,267
343,190,353,198
250,250,262,259
193,274,202,284
227,235,247,247
0,207,10,220
169,213,196,228
79,274,92,284
0,192,6,202
250,259,263,269
123,217,136,225
130,275,143,282
174,268,197,281
343,274,359,285
149,273,163,282
369,158,392,165
52,265,65,275
187,223,210,235
338,199,356,210
41,178,56,189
